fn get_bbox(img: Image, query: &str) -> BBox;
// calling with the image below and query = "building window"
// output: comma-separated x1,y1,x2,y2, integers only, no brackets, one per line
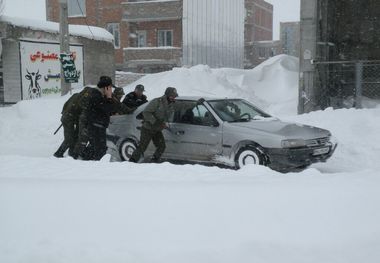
136,31,147,47
258,48,266,59
157,30,173,47
68,0,86,17
106,23,120,49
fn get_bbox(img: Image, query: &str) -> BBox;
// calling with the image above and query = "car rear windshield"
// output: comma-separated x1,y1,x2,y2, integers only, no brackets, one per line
208,99,271,122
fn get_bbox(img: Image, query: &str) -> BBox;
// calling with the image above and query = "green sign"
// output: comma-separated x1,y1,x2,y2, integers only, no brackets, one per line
59,53,80,83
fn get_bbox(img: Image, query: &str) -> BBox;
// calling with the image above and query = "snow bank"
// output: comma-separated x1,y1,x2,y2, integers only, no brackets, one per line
285,107,380,173
1,156,380,263
0,15,114,43
124,55,299,116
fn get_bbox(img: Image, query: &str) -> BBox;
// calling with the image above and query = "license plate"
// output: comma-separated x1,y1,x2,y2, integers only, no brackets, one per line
313,147,330,156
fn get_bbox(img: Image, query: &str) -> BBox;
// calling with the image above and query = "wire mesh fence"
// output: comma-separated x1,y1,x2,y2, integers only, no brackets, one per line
313,61,380,109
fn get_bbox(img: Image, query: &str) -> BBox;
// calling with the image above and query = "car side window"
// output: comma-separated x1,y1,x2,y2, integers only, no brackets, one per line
172,101,217,126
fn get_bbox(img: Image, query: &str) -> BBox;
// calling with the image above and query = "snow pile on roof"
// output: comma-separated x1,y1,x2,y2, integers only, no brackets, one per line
124,54,299,116
0,15,114,43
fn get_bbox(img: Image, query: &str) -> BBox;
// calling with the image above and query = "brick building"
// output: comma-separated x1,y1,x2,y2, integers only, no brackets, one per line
123,0,183,72
46,0,273,72
244,0,273,68
46,0,127,69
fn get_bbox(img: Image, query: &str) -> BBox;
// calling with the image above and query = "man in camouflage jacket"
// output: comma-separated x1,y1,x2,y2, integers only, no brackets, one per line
129,87,178,163
53,86,91,158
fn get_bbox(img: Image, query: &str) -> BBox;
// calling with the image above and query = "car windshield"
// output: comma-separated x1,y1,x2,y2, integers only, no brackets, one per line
208,99,271,122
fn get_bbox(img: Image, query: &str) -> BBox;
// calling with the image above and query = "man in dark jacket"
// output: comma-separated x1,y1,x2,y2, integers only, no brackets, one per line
72,76,115,160
129,87,178,163
122,84,147,109
111,87,136,115
53,86,91,158
113,87,125,102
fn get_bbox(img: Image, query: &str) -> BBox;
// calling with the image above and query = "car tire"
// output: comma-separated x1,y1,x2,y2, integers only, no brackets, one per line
235,146,267,169
119,139,137,161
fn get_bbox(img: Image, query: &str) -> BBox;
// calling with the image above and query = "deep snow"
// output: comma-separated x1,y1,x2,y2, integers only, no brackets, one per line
1,55,380,263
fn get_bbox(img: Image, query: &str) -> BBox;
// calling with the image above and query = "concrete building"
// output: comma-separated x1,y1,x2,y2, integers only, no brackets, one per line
46,0,273,72
0,16,114,104
280,21,300,57
299,0,380,113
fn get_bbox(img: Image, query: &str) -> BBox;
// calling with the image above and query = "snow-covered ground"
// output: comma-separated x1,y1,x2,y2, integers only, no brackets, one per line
1,55,380,263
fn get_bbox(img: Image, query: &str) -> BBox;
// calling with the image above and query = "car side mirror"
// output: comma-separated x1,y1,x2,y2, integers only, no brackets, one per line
212,120,219,127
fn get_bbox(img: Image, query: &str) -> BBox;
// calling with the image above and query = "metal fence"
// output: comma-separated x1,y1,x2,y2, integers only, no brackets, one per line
314,60,380,109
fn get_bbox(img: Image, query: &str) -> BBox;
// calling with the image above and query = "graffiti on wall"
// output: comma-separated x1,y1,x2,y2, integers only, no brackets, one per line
20,41,84,100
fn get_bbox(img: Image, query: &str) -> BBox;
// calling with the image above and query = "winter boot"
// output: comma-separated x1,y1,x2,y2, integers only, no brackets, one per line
53,150,64,158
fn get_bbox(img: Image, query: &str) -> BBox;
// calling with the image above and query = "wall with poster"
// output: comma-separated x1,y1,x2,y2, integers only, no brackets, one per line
19,40,84,100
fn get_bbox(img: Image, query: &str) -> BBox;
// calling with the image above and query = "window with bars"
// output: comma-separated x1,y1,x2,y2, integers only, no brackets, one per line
157,30,173,47
136,31,147,47
106,23,120,49
68,0,86,17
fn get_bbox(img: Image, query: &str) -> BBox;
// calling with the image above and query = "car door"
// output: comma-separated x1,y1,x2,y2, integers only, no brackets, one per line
164,101,223,162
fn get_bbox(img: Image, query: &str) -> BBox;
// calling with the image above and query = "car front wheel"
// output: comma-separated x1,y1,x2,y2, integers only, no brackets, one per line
235,146,266,169
120,139,137,161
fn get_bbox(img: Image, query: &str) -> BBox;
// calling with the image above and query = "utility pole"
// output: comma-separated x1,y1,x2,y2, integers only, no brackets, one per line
59,0,71,96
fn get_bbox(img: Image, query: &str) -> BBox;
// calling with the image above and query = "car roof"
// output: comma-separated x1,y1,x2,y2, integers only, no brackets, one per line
176,96,243,101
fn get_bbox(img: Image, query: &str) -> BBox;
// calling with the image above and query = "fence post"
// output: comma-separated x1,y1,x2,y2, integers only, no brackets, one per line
355,61,363,108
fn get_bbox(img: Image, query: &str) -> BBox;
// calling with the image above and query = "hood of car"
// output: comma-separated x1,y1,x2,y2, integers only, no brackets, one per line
228,119,331,140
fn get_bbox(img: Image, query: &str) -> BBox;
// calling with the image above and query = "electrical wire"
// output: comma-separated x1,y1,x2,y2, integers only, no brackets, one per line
74,0,95,39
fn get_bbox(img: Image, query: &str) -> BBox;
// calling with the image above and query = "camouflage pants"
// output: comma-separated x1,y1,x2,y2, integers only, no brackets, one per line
129,127,166,163
54,115,78,157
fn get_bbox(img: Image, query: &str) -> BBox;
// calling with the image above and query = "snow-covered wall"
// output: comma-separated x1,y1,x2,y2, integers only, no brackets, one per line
0,15,114,43
182,0,245,68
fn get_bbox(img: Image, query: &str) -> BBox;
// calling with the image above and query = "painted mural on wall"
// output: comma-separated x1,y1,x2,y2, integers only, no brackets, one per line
20,41,84,100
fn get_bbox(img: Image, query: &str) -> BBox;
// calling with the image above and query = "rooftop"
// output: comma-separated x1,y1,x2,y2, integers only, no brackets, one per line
0,15,114,43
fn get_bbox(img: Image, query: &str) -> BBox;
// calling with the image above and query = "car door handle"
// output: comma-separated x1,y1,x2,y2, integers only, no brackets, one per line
175,130,185,135
137,126,142,130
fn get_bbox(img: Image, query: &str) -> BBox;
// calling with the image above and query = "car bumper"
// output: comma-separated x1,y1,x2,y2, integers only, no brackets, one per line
266,142,338,172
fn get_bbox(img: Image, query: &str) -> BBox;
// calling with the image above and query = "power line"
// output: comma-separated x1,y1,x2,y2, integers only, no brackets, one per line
75,0,95,39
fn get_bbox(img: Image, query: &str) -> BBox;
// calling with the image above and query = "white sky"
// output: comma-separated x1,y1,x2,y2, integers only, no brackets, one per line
2,0,46,20
266,0,301,39
2,0,300,40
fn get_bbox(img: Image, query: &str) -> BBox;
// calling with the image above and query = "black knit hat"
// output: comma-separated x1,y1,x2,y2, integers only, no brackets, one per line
97,76,115,88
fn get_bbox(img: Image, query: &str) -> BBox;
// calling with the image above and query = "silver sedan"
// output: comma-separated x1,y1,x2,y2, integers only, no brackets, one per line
107,97,337,171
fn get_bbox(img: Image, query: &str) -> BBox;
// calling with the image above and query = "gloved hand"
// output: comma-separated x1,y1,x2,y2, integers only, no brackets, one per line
161,122,169,129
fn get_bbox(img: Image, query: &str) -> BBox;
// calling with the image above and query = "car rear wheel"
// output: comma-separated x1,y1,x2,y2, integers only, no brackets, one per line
235,146,266,169
120,139,137,161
